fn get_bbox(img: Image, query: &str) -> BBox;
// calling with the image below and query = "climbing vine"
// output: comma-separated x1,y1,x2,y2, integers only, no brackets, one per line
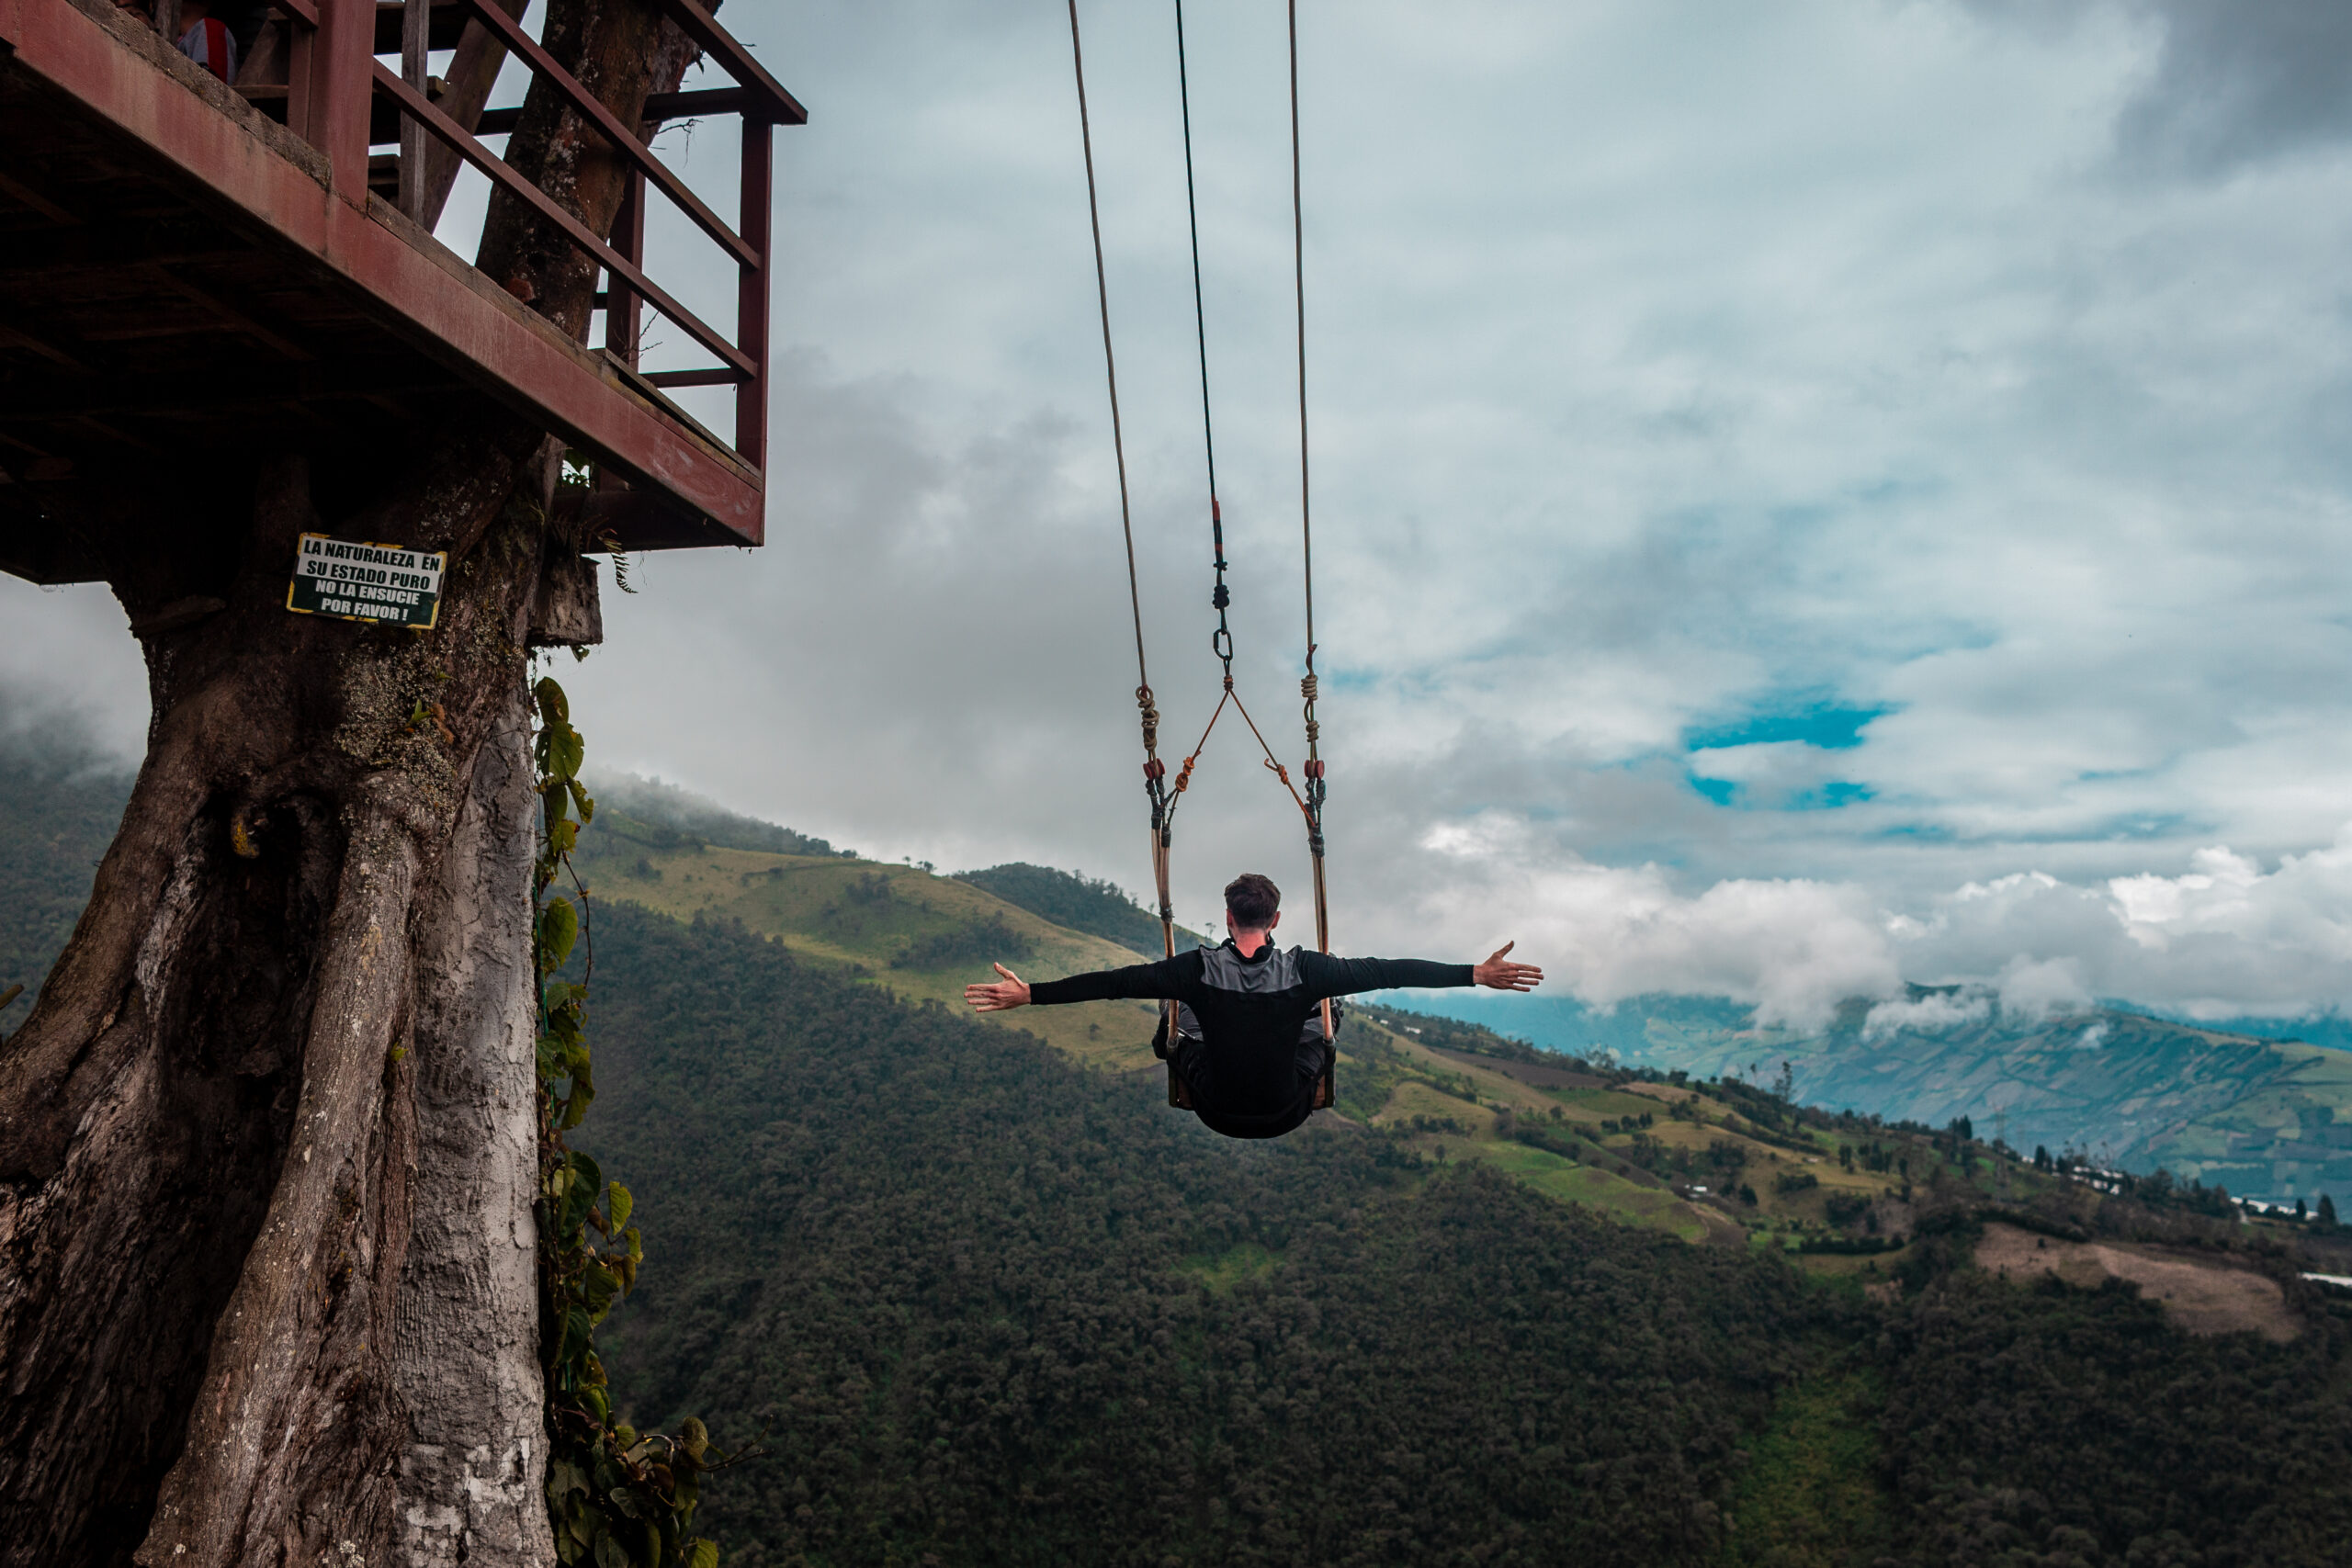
532,674,740,1568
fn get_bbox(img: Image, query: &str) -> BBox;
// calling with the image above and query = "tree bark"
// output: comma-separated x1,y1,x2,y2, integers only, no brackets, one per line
393,685,553,1568
0,3,707,1562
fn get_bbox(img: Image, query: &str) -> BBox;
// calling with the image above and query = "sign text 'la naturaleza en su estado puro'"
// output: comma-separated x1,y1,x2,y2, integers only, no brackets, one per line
287,534,447,630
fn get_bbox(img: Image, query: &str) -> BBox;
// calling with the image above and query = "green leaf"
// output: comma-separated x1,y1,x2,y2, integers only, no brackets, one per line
593,1531,631,1568
688,1540,719,1568
605,1181,633,1234
679,1416,708,1461
570,777,595,823
582,1261,622,1315
536,677,570,727
547,727,585,781
539,897,579,968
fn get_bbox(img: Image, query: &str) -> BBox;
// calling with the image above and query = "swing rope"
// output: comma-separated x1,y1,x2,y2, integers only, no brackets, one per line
1068,0,1330,1031
1174,0,1236,682
1063,0,1175,966
1287,0,1334,983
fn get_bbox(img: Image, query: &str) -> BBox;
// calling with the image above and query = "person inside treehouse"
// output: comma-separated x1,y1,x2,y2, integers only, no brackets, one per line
172,0,238,82
119,0,239,84
965,872,1544,1140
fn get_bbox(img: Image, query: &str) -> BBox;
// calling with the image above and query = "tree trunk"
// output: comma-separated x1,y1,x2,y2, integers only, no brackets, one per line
394,683,555,1568
0,4,707,1562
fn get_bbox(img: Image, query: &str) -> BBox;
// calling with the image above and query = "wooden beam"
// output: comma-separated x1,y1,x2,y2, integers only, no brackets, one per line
145,267,318,362
0,314,96,373
641,367,738,389
648,0,808,125
413,0,529,229
736,112,769,465
0,167,82,225
0,361,435,422
0,0,762,541
0,222,249,277
455,0,758,266
371,62,755,378
472,86,759,138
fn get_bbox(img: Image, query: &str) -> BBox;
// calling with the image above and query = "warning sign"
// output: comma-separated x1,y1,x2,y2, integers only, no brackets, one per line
288,534,447,630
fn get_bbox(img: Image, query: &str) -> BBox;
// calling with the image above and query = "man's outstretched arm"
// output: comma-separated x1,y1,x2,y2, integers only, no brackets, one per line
964,953,1192,1012
1301,942,1544,999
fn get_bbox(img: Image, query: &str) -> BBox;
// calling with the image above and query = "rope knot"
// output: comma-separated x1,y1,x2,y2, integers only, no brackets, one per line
1300,673,1317,703
1136,684,1160,752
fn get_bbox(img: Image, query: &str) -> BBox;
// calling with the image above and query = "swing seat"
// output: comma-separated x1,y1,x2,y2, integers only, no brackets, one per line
1152,1001,1340,1113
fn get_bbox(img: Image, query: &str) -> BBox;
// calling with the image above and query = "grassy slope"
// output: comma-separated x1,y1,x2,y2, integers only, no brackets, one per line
571,810,2087,1255
571,816,1751,1240
573,814,1167,1070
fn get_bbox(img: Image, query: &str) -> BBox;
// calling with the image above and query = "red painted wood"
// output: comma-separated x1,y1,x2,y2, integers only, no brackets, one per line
608,171,644,368
453,0,756,267
370,62,755,379
737,114,771,468
0,0,761,542
313,0,372,197
650,0,807,125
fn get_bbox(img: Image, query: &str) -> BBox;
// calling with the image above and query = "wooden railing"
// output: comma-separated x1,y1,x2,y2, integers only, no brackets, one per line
228,0,802,475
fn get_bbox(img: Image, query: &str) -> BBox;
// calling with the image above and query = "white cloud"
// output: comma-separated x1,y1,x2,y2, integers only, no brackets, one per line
1863,990,1993,1037
15,2,2352,1025
1996,955,2096,1019
1409,813,1898,1030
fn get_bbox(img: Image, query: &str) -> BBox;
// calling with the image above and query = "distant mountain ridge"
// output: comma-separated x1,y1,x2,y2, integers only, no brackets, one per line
588,774,842,857
1411,987,2352,1202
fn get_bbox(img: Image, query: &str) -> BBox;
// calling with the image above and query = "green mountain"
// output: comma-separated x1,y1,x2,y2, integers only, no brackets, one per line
1419,990,2352,1204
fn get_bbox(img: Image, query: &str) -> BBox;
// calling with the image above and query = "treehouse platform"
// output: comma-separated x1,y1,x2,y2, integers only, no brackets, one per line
0,0,802,584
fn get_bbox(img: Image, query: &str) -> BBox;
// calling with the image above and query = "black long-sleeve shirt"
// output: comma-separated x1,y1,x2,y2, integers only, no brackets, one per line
1030,942,1475,1138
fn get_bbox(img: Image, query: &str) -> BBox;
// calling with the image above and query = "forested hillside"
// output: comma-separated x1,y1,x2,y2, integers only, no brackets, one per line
576,903,2352,1567
953,862,1206,957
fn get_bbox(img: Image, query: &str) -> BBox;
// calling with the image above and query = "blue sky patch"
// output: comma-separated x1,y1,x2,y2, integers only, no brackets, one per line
1683,694,1894,753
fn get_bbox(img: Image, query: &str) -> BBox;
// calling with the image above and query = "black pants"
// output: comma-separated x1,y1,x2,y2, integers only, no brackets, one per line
1174,1033,1330,1140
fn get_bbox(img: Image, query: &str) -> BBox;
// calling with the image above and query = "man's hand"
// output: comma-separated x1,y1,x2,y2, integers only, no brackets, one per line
1473,942,1543,992
964,963,1032,1012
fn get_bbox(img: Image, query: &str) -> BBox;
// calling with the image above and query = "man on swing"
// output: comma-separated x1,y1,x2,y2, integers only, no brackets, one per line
965,872,1544,1139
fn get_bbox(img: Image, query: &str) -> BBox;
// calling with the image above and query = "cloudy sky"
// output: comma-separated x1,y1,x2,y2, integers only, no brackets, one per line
12,0,2352,1024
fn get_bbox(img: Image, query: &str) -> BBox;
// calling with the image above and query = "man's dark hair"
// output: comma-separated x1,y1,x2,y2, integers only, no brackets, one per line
1225,873,1281,930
